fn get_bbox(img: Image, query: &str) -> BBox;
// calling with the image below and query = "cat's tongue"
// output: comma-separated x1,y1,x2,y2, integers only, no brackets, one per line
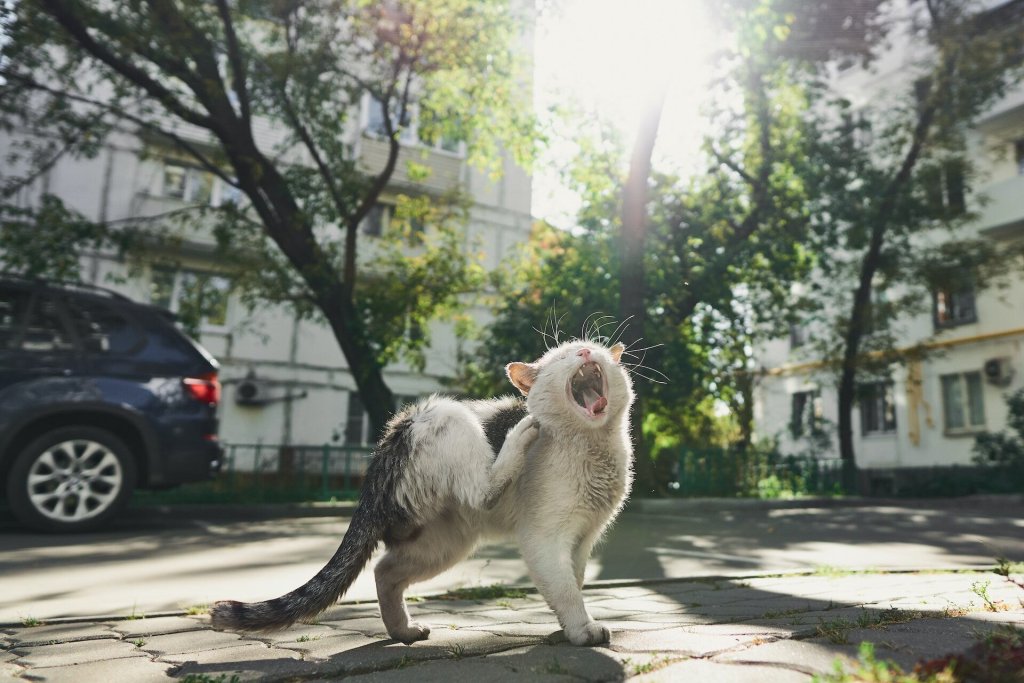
584,389,607,415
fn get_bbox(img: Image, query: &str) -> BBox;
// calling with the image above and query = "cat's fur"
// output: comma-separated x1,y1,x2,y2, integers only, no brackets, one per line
210,339,634,646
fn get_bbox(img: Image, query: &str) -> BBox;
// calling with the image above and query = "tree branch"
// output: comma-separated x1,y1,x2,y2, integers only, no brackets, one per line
39,0,216,131
0,70,238,189
214,0,252,126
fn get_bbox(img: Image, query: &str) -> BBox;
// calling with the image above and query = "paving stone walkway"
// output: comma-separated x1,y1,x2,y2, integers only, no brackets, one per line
2,569,1022,682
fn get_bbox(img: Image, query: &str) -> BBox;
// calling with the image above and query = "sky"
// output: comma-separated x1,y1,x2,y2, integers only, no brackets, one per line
531,0,728,227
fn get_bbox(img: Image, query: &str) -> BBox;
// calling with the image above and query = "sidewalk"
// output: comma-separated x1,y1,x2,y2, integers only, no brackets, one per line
2,569,1021,682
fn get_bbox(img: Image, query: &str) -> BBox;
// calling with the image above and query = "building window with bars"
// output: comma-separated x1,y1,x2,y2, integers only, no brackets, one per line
933,285,976,329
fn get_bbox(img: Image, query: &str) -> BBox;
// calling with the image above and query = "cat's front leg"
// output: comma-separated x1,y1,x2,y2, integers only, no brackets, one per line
521,538,610,646
481,415,539,510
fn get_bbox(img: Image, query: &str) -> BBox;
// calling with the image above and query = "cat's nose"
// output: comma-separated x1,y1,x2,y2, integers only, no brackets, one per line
577,348,592,361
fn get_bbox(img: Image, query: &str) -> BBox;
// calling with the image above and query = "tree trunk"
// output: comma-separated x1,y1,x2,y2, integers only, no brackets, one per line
620,87,667,497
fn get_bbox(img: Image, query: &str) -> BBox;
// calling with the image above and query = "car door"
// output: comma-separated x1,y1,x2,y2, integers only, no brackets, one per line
0,284,83,428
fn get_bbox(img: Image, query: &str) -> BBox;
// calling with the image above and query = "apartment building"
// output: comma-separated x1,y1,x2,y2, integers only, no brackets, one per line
753,6,1024,469
1,92,533,453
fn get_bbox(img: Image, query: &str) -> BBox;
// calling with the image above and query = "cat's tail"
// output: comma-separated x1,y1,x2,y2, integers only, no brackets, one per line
209,411,417,632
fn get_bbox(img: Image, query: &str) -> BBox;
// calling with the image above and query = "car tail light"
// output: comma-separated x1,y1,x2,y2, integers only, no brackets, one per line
183,372,221,406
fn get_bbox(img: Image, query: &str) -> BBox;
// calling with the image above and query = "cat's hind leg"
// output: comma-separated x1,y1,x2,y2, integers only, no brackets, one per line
375,514,477,644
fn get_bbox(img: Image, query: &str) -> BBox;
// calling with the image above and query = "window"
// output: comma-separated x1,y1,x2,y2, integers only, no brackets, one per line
920,160,966,217
17,294,74,353
790,390,822,438
343,392,418,447
65,298,141,354
163,162,214,204
150,267,231,328
212,178,244,207
1016,139,1024,176
934,285,976,328
362,203,388,237
788,322,806,349
941,371,985,433
366,96,413,141
863,287,889,335
859,381,897,435
0,288,32,350
364,95,461,153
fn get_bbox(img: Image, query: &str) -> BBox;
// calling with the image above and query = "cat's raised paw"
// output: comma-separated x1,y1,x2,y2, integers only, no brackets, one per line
566,621,610,646
390,622,431,645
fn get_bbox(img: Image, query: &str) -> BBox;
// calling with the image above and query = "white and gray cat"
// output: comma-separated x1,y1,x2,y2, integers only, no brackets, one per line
210,339,634,646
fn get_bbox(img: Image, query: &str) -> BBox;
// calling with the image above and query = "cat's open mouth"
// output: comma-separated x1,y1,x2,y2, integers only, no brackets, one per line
567,361,608,419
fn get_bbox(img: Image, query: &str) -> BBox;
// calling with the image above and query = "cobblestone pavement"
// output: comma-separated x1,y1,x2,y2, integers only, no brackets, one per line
2,569,1022,682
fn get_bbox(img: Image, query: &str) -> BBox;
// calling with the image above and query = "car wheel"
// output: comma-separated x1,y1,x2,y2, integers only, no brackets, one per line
6,426,137,532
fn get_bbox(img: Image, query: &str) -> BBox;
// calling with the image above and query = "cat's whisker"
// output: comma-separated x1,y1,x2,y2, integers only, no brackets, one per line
580,311,601,341
591,315,618,345
607,317,633,347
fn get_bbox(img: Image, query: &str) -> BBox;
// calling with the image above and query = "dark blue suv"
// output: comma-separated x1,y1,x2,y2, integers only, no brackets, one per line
0,275,222,531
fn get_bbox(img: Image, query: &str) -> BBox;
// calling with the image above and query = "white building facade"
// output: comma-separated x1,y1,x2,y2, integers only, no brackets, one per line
2,96,533,454
753,12,1024,472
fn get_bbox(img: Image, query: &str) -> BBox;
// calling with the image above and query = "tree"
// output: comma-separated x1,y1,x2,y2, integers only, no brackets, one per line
0,0,534,433
792,0,1024,473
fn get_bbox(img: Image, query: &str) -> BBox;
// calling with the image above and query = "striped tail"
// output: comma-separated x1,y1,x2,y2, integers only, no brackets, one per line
208,501,383,631
210,411,417,631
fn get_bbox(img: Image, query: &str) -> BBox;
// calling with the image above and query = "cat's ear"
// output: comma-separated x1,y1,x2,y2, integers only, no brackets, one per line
610,342,625,364
505,362,539,395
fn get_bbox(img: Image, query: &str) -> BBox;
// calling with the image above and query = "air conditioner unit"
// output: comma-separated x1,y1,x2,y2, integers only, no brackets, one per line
983,357,1014,387
235,378,274,406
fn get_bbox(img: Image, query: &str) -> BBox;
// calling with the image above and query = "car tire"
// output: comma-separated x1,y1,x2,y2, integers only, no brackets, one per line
6,426,137,532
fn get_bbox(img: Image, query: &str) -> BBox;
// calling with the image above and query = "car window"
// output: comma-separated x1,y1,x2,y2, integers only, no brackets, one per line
19,293,75,353
65,296,143,355
0,287,33,349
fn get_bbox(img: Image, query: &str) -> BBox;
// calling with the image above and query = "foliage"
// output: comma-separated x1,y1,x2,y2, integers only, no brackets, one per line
973,389,1024,467
0,0,536,431
671,443,846,498
783,0,1024,466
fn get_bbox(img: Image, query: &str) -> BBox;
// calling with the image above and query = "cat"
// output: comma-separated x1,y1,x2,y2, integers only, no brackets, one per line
210,338,634,646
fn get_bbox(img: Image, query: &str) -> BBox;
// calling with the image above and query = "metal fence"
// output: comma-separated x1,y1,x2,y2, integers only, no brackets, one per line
134,443,374,505
672,447,849,498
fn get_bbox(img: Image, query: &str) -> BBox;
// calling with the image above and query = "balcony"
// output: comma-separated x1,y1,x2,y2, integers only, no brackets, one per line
358,135,463,195
977,174,1024,238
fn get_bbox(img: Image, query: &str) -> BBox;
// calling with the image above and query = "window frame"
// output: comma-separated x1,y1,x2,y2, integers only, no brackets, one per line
940,371,986,435
790,389,822,438
858,380,897,436
149,266,232,332
932,285,977,329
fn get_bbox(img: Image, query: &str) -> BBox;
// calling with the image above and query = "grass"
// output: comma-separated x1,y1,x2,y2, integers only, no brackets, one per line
19,616,43,627
437,583,528,601
179,675,242,683
130,638,146,648
184,604,210,616
391,655,415,670
812,642,953,683
626,654,682,676
537,658,569,675
125,605,145,621
816,608,924,645
815,626,1024,683
295,634,321,643
445,643,466,660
